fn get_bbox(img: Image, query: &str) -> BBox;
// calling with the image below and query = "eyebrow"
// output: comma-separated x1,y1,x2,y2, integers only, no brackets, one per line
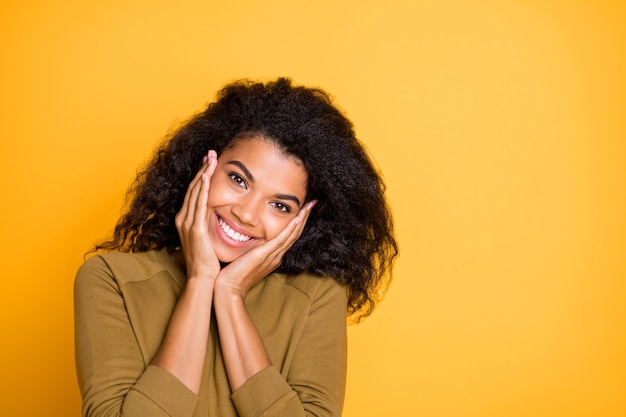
226,160,302,207
227,160,254,181
275,193,302,207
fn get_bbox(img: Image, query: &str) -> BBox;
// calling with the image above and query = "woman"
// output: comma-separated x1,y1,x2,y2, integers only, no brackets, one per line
74,78,398,417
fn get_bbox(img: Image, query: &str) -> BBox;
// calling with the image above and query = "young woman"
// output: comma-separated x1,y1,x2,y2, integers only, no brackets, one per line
74,78,398,417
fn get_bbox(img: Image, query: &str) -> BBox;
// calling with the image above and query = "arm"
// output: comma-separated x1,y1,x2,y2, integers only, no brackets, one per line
211,197,348,416
74,256,199,417
230,276,348,417
75,152,219,417
150,151,220,393
212,290,271,391
148,274,215,393
212,201,315,392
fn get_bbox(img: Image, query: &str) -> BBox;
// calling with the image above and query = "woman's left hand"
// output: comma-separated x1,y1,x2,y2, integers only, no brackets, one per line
214,200,317,299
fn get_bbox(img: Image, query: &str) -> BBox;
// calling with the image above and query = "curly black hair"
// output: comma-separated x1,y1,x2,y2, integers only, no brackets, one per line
94,78,398,321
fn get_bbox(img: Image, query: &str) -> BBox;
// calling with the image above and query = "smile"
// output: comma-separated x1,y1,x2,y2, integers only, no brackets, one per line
218,217,253,243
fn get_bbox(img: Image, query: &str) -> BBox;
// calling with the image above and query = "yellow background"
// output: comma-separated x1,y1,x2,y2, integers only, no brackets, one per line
1,1,625,416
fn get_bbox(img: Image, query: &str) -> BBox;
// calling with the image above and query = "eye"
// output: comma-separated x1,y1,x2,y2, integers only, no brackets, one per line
270,201,291,213
229,173,247,189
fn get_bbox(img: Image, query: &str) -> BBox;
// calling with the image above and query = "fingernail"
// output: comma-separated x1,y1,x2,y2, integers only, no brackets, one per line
202,155,208,164
307,200,317,210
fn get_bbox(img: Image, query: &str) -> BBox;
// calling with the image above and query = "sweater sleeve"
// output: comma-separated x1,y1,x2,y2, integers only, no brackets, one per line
231,277,348,417
74,255,199,417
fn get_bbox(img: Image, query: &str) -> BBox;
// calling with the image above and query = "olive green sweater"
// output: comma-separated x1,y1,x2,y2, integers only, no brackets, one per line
74,248,347,417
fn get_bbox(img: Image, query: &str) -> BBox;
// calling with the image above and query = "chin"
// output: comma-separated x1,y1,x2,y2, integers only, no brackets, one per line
214,248,247,264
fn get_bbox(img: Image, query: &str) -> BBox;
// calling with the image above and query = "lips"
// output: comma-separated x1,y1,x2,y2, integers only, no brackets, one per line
217,216,254,243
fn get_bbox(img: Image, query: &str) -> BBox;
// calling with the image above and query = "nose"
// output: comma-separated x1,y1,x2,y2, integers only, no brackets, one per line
231,195,261,226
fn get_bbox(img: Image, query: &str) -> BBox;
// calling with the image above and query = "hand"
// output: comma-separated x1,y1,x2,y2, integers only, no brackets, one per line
214,200,317,299
175,150,220,280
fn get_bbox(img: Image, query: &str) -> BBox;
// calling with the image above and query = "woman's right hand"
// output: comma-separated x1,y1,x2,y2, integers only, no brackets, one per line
151,151,221,394
175,150,220,280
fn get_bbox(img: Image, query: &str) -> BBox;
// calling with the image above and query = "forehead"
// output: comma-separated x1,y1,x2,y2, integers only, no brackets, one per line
220,136,308,194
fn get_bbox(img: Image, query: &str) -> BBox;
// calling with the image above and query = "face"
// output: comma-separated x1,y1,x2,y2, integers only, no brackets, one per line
205,136,308,263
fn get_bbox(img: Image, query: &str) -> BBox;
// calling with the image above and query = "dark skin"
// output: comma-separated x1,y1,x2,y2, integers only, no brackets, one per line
151,138,316,393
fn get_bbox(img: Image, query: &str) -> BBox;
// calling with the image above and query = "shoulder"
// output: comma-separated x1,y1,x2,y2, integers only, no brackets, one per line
271,272,347,310
75,249,183,289
247,272,348,348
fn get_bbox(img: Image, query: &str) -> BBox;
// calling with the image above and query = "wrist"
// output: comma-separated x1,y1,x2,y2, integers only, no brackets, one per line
185,274,217,293
186,264,220,281
213,281,247,304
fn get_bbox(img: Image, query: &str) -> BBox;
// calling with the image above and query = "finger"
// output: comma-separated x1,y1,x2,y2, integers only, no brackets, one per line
258,200,317,262
191,151,218,226
187,151,217,220
191,173,210,231
179,151,216,228
206,150,218,178
186,153,211,196
280,200,317,242
182,182,203,231
287,199,315,223
284,200,317,242
265,201,316,264
177,158,207,221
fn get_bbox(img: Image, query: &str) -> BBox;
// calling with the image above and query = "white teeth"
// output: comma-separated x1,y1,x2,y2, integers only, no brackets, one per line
218,218,252,242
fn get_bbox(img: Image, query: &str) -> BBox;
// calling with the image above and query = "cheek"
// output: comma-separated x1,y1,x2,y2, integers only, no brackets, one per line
206,176,230,208
263,214,295,240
